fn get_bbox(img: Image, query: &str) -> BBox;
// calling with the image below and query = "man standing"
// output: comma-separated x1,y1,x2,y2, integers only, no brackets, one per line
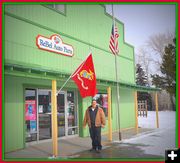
83,99,106,153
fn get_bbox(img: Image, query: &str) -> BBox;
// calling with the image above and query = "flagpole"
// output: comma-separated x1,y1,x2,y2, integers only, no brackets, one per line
56,74,72,95
112,4,122,141
56,53,91,95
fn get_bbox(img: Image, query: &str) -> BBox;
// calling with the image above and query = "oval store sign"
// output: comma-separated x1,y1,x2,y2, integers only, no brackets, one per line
36,34,74,57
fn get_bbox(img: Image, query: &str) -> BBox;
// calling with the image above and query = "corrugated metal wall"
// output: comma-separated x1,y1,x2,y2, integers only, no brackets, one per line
5,76,24,152
5,4,135,83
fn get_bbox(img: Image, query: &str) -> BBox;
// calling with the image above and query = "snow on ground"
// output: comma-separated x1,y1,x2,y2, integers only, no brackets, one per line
138,111,176,129
122,111,176,157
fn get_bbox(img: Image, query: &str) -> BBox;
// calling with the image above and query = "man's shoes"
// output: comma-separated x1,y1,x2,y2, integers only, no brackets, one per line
89,148,96,152
89,147,101,153
96,149,101,153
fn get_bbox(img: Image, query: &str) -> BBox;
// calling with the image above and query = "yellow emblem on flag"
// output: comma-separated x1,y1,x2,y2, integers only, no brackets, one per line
80,69,94,80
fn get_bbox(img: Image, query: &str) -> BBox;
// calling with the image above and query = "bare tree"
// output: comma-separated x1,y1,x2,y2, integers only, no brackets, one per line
136,31,175,76
136,31,175,111
146,31,175,65
136,47,153,85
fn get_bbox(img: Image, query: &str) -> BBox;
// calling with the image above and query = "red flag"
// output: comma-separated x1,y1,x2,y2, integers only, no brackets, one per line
71,54,98,98
109,23,119,55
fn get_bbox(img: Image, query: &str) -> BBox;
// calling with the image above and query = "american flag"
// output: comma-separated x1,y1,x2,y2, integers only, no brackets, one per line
109,23,119,55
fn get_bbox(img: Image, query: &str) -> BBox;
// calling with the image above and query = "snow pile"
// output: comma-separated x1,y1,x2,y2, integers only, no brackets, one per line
138,111,176,129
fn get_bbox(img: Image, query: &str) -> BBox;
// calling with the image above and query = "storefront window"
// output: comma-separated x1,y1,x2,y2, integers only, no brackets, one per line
94,93,108,117
25,89,37,142
46,4,65,14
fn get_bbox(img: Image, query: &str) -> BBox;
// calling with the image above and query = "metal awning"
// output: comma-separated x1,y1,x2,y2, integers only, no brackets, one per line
4,63,161,92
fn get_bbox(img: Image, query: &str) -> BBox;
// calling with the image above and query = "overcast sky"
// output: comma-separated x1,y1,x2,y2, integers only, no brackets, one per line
105,4,176,53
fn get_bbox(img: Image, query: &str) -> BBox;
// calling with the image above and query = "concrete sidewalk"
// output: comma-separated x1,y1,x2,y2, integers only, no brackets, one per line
5,128,155,159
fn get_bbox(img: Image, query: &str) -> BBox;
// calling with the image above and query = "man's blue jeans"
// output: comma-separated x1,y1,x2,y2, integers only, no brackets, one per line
89,125,102,150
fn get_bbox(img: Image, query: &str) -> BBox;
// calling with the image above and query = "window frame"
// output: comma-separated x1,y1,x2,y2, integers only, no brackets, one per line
43,4,66,16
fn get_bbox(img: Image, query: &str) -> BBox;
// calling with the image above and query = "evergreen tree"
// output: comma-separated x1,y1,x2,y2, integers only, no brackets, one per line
136,64,152,110
136,64,148,86
151,38,176,110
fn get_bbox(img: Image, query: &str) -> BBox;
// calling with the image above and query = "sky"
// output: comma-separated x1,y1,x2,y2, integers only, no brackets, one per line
105,5,176,53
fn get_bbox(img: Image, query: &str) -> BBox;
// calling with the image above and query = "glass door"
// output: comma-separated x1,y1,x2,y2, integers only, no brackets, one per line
57,92,65,137
66,91,78,135
38,89,66,139
38,89,51,140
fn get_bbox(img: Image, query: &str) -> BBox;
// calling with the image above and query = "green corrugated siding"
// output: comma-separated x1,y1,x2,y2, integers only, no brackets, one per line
5,4,135,83
5,76,24,152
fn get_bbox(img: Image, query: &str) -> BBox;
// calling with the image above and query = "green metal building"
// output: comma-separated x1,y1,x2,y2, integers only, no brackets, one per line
4,4,159,153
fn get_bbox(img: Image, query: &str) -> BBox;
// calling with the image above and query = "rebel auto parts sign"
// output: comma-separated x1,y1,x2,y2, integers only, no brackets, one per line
36,34,74,57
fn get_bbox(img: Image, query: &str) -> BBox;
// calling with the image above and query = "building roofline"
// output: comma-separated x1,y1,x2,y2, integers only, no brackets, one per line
101,5,135,49
4,63,161,92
